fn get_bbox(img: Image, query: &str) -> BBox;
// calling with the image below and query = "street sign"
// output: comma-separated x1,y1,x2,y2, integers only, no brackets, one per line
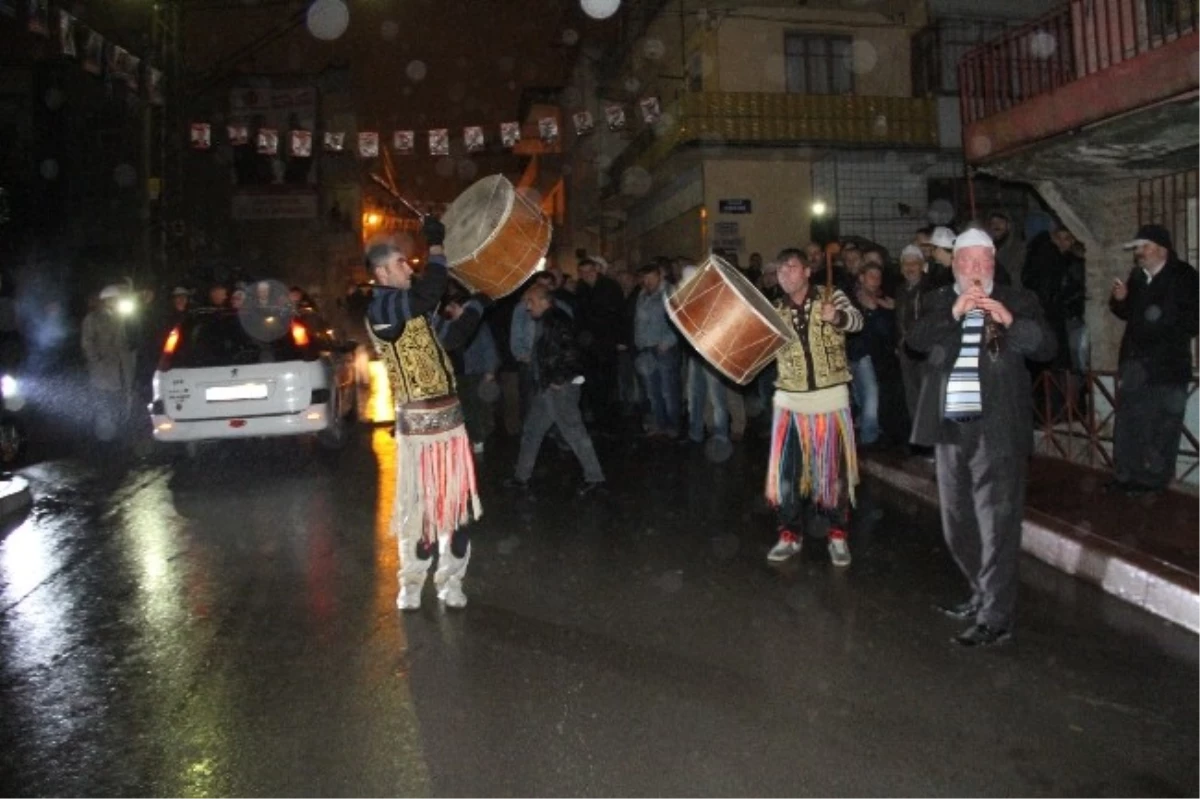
718,198,752,214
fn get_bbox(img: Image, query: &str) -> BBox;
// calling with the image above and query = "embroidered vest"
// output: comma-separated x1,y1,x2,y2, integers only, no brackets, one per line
773,290,851,392
366,314,456,406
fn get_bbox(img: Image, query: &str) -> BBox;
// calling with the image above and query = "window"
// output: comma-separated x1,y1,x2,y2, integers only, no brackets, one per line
785,34,854,95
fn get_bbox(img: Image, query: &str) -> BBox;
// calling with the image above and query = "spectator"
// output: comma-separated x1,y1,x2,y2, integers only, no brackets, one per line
436,291,500,455
848,262,892,448
894,245,929,426
1107,224,1199,496
633,263,681,438
575,257,625,427
927,227,957,290
679,264,731,448
988,211,1025,291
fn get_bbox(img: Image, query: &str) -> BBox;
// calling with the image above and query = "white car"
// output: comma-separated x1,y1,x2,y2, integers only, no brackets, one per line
149,307,357,451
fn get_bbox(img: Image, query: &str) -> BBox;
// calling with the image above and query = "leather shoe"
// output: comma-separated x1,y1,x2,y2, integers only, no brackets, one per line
935,599,979,621
953,623,1011,648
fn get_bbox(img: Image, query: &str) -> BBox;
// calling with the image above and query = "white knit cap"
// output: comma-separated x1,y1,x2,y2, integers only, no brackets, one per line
900,244,925,262
953,227,996,253
930,226,956,249
99,284,124,300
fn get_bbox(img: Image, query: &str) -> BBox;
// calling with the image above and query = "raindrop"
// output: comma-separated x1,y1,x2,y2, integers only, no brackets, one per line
621,166,651,196
927,198,954,225
380,20,399,41
1028,30,1057,59
435,157,455,178
970,134,993,157
113,163,137,188
580,0,620,20
305,0,349,42
846,40,878,74
871,114,888,135
562,28,579,46
40,159,59,180
643,37,665,60
624,76,640,93
1143,304,1162,322
498,55,515,72
44,87,65,110
406,60,427,82
456,159,478,181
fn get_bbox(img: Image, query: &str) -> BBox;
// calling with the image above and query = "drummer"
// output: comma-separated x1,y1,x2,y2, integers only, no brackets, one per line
365,216,490,611
764,247,864,568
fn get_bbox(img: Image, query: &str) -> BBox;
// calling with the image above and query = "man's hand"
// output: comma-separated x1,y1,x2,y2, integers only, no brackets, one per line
878,296,895,310
421,215,445,246
819,302,838,323
1111,278,1128,302
952,290,981,321
975,297,1014,327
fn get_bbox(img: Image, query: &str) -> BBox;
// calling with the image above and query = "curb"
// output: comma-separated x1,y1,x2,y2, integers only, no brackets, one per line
862,458,1200,635
0,476,33,522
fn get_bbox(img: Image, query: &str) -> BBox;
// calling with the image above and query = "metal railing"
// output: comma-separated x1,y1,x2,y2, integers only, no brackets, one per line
1034,368,1200,485
607,92,938,186
958,0,1199,127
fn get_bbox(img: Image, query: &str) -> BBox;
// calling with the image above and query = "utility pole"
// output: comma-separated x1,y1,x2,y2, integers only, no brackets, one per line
140,0,182,287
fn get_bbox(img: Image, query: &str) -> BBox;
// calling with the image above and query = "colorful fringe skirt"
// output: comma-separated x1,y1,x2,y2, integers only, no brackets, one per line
765,385,859,511
395,397,483,546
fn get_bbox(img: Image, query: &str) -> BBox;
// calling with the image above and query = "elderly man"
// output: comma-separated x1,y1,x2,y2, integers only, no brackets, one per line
765,248,863,567
1108,224,1199,495
907,229,1056,647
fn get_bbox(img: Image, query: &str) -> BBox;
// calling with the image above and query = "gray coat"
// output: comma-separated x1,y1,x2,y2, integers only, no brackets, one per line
81,308,134,394
906,283,1057,458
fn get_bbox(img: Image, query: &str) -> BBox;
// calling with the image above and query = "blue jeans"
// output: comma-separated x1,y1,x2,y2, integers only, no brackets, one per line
686,355,730,442
638,346,681,434
850,355,880,445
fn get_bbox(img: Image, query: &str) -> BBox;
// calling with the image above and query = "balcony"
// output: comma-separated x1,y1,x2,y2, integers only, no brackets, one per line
958,0,1199,165
607,92,938,184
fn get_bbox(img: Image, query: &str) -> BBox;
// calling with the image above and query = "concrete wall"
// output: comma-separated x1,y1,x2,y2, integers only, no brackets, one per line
703,158,813,260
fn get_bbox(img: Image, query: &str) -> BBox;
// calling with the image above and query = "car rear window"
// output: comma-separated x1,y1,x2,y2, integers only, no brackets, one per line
164,309,317,369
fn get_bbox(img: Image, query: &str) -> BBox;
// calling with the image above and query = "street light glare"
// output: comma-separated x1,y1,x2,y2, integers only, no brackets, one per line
811,201,827,217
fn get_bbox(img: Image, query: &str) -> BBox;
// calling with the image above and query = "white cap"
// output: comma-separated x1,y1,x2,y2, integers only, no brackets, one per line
680,265,699,285
900,244,925,262
953,228,996,253
99,285,124,300
930,226,956,249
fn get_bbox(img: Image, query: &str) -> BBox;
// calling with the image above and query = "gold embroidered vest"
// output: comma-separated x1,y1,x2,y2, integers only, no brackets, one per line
366,315,456,406
773,290,851,392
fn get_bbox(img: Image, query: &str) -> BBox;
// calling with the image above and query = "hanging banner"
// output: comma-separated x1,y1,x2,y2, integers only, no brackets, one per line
392,130,414,154
639,97,661,125
257,128,278,155
147,68,164,106
463,126,484,153
27,0,48,35
500,121,520,148
290,130,313,158
428,128,449,156
230,86,316,184
605,103,626,131
191,123,212,150
323,131,345,153
82,29,104,75
573,111,595,136
58,9,77,57
358,131,379,158
227,124,249,146
538,117,558,144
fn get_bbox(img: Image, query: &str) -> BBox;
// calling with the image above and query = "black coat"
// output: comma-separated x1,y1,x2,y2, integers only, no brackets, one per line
575,275,625,358
1110,255,1199,385
533,306,584,389
906,283,1057,457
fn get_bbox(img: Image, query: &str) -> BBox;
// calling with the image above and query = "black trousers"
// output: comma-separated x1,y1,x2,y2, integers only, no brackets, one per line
935,419,1027,630
1113,365,1188,490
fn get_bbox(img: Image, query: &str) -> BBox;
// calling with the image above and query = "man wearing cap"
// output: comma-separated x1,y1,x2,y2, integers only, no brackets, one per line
894,244,930,426
926,226,957,290
365,216,490,611
1108,224,1199,495
907,228,1056,647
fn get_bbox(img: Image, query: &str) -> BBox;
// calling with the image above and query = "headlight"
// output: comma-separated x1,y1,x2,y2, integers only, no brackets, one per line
0,374,17,398
117,297,137,316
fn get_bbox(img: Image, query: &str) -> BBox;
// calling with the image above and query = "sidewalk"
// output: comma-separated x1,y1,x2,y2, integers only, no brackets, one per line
862,450,1200,633
0,475,32,524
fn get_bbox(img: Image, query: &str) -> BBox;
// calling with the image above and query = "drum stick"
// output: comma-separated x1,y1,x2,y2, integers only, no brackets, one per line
369,173,427,219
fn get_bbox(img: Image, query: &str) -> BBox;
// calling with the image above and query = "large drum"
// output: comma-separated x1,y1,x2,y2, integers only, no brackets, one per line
665,254,797,385
442,174,552,299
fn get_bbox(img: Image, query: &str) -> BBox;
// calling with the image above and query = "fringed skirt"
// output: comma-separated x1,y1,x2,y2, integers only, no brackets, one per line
765,385,859,511
395,397,483,546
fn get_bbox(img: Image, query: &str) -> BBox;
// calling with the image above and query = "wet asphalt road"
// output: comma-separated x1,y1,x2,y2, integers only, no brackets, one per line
0,421,1197,797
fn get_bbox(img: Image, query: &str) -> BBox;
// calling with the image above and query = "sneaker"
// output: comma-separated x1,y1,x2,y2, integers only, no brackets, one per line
438,580,468,609
396,581,424,611
827,529,851,567
953,623,1011,648
767,529,803,563
472,441,485,454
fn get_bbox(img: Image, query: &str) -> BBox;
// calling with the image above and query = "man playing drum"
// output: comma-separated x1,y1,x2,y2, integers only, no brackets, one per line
765,247,864,567
365,216,490,611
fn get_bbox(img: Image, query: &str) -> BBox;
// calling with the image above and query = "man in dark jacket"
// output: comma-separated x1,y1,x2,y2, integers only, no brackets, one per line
1108,224,1200,495
505,282,606,497
575,257,625,426
908,229,1056,647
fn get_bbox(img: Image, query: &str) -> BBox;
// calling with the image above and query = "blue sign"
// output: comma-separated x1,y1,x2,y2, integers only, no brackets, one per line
718,199,752,214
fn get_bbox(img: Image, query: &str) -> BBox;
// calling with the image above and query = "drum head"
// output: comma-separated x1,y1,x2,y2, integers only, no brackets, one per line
443,174,514,266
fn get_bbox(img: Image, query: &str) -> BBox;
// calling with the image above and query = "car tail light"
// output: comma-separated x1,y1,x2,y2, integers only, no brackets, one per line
158,326,181,372
291,322,310,348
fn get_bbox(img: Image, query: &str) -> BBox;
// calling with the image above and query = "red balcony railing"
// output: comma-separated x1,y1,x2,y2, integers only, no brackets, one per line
959,0,1199,127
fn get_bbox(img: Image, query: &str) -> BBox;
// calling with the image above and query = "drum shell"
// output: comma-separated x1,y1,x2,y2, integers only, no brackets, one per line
665,256,796,385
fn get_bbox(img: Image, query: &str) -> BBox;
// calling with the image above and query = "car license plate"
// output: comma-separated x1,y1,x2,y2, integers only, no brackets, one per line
205,383,268,401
